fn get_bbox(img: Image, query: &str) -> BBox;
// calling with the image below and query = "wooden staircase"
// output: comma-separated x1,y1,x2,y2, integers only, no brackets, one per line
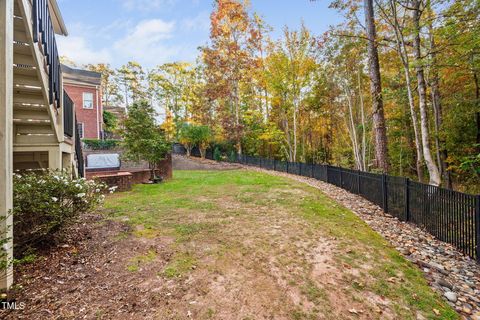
12,0,57,147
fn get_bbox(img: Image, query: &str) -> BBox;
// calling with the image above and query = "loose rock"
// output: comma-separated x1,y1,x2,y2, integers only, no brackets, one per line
444,292,457,303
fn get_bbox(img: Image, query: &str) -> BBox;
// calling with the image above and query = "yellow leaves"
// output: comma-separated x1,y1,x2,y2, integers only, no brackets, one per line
161,110,176,141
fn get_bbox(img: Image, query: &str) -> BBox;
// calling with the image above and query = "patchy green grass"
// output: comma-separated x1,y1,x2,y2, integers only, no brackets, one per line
103,170,458,319
162,252,197,278
126,249,157,272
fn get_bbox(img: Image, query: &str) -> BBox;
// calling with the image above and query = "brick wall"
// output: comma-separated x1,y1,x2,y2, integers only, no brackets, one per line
92,172,133,192
64,84,101,139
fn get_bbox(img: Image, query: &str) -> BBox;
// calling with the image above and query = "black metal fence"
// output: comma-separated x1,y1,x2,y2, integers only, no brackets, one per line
217,154,480,262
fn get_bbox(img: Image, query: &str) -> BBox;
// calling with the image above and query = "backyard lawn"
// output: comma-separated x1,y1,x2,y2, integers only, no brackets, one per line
99,169,456,319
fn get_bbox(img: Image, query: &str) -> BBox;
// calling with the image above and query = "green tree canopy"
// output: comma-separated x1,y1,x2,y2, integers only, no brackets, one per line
121,100,170,179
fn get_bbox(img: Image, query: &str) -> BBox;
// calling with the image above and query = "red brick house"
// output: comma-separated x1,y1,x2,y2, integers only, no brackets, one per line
62,65,103,139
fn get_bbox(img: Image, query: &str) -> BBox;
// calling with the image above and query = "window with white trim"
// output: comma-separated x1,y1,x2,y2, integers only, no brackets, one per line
83,92,94,109
78,123,84,139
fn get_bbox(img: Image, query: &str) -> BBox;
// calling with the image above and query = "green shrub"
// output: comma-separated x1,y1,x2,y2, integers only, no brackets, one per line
13,170,109,257
213,147,222,161
228,150,237,162
82,139,120,150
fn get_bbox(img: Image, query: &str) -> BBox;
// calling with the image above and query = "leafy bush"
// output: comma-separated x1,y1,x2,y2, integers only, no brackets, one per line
82,139,120,150
13,170,109,257
228,150,237,162
213,147,222,161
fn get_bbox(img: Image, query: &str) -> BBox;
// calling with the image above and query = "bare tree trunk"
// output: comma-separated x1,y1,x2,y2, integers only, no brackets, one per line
233,81,242,155
389,0,424,182
344,83,362,170
364,0,389,172
412,0,441,186
428,20,452,188
358,70,367,171
474,69,480,150
282,102,294,162
293,99,298,162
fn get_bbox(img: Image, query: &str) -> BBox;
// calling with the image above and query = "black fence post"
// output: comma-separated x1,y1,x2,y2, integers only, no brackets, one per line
299,162,302,176
475,195,480,262
356,170,361,195
340,169,343,188
286,162,289,174
382,174,388,213
273,159,277,171
311,164,314,178
326,166,330,184
404,178,410,222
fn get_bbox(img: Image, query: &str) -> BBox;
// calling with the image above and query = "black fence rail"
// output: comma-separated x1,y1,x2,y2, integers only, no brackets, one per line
222,154,480,262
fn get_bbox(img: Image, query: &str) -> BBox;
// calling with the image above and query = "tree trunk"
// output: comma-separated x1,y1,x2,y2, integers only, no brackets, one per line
358,70,367,171
389,0,424,182
429,21,452,188
293,99,298,162
412,0,441,186
474,69,480,150
282,94,294,162
233,81,242,155
345,84,362,170
364,0,389,172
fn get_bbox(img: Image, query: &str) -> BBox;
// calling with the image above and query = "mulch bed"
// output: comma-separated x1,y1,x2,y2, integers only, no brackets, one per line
0,213,132,319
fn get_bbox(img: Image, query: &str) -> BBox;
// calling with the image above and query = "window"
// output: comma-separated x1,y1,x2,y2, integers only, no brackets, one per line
78,123,84,139
83,92,94,109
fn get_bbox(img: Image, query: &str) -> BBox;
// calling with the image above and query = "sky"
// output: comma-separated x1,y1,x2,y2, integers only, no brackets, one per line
56,0,343,68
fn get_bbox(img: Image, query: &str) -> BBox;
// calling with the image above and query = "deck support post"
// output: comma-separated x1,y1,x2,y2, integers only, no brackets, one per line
48,146,62,170
0,0,14,290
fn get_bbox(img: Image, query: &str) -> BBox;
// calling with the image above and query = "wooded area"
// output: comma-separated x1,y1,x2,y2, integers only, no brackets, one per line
68,0,480,192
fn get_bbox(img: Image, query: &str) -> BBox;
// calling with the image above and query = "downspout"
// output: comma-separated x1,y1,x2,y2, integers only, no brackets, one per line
96,86,100,139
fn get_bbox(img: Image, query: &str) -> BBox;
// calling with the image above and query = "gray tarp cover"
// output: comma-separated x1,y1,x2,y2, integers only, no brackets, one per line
86,153,120,168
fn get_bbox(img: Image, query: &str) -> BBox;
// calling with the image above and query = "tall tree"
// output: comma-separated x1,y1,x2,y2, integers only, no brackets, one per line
117,62,146,108
202,0,257,155
150,62,194,126
377,0,425,181
364,0,389,172
412,0,441,185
